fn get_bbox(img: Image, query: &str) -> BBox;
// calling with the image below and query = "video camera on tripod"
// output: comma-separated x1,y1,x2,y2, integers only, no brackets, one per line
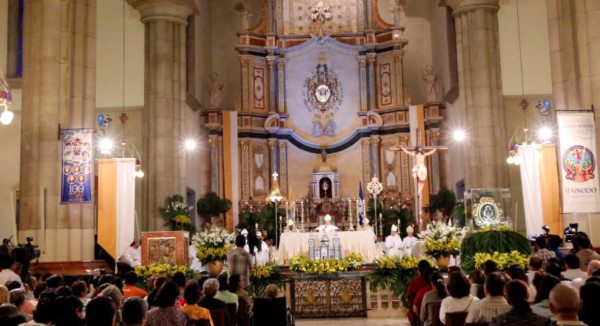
13,237,41,283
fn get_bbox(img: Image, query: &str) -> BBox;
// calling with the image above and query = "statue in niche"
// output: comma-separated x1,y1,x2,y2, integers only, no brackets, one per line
422,65,439,102
391,0,406,27
208,73,224,108
234,2,252,31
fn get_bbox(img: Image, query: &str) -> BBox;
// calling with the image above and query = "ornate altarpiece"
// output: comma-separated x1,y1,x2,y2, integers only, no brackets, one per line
205,0,446,219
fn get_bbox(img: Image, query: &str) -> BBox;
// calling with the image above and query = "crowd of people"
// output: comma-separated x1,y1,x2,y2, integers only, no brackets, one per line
406,237,600,326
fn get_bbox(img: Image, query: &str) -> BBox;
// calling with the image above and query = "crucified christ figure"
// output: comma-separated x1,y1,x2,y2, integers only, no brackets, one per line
401,146,437,198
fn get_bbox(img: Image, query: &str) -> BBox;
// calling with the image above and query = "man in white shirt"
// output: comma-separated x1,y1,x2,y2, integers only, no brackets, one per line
403,225,418,256
385,225,403,257
316,214,339,232
118,241,141,269
0,255,22,287
466,272,511,323
563,254,587,281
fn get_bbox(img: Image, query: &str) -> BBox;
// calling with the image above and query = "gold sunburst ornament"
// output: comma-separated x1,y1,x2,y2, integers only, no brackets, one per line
471,197,503,227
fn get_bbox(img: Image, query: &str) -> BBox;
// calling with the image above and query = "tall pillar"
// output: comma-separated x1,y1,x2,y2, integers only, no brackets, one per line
358,55,368,112
370,135,381,179
20,0,96,261
362,139,371,186
278,141,288,197
240,140,250,201
447,0,508,188
547,0,600,146
277,59,286,113
367,53,377,110
267,55,277,113
129,0,196,231
268,138,278,187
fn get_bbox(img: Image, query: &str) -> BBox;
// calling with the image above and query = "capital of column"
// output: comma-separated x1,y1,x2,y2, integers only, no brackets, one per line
444,0,499,16
127,0,197,25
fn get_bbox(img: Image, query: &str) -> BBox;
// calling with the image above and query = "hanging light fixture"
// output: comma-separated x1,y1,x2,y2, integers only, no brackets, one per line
0,70,14,125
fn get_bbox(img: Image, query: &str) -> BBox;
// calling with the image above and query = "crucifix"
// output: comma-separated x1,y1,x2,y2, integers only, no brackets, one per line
390,129,447,230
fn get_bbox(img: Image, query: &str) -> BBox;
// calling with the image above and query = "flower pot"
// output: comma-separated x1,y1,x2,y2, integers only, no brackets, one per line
208,260,224,276
436,255,451,270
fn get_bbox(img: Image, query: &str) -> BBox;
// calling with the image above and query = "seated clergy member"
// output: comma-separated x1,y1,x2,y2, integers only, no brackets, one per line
403,225,418,256
316,214,339,232
118,241,142,270
385,225,403,257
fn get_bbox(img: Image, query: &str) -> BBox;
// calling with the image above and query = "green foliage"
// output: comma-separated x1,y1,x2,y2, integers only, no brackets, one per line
429,188,457,220
460,229,531,272
452,200,466,227
159,194,196,235
380,208,413,237
197,192,232,218
238,204,276,239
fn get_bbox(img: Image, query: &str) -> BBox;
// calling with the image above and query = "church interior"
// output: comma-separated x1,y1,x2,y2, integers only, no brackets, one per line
1,0,600,324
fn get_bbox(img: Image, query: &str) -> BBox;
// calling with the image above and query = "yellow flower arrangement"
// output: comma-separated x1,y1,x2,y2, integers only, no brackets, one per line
479,225,512,233
289,254,363,275
420,221,464,259
473,251,529,270
135,263,193,280
174,214,191,225
196,245,233,264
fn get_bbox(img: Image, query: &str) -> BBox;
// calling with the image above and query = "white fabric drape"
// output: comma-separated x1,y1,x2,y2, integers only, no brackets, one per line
116,159,136,262
518,145,544,236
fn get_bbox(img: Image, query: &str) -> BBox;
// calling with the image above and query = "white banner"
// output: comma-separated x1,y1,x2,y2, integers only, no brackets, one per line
557,111,600,213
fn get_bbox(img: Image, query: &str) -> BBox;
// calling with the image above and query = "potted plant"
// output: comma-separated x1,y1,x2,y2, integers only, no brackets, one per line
428,188,457,223
158,194,196,235
197,192,232,226
420,220,464,269
192,226,235,276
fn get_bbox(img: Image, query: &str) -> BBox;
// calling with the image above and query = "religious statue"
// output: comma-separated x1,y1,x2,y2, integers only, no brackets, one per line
385,224,403,257
316,214,339,232
422,65,439,102
208,73,224,108
402,225,418,256
234,2,252,31
391,0,406,27
400,146,437,198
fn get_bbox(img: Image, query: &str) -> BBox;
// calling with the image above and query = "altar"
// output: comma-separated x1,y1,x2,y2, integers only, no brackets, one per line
278,231,381,264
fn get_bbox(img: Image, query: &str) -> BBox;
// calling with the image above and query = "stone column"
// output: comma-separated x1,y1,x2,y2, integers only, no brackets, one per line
209,135,220,194
240,56,250,112
267,55,277,113
128,0,196,231
362,139,371,186
447,0,508,188
370,135,381,179
268,138,278,187
358,55,368,112
367,53,377,110
277,59,286,113
20,0,96,261
547,0,600,146
240,140,250,201
393,50,405,108
278,141,288,197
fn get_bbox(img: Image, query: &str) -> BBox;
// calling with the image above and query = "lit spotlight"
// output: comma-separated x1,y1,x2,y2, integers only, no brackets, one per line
538,127,552,143
99,138,114,155
0,107,14,125
184,139,197,151
452,129,466,142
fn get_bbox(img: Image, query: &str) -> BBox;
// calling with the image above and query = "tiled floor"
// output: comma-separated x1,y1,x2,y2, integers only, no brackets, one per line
296,317,411,325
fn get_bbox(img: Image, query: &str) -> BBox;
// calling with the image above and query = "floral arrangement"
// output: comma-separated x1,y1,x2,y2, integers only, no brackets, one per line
473,251,529,271
250,262,286,297
159,194,195,234
135,263,196,281
192,226,235,264
420,220,464,259
478,225,512,233
289,254,363,274
368,255,435,308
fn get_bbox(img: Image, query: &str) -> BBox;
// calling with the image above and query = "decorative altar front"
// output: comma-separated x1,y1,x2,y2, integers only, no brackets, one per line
278,231,380,264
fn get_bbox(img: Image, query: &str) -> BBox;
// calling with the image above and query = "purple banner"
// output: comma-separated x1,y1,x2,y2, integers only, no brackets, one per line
61,129,94,204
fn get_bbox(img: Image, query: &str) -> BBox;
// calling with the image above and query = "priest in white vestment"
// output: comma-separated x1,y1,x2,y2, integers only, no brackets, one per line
403,225,418,256
316,214,339,232
254,231,270,265
385,225,403,257
118,241,141,268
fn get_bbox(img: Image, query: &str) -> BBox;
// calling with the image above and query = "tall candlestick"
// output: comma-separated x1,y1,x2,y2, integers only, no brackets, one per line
285,201,289,221
300,199,305,232
348,199,354,231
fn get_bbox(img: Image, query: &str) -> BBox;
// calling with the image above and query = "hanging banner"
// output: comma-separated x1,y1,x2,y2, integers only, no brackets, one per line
61,129,94,204
557,111,600,213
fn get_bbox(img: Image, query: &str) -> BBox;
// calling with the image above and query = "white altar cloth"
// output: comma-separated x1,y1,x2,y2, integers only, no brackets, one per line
277,231,381,264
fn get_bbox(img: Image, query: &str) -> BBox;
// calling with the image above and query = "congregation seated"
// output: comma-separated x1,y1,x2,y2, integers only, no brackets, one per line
252,284,289,326
419,270,446,326
413,267,438,317
527,257,543,284
548,284,586,325
439,271,479,324
214,274,239,311
229,274,251,313
489,280,551,326
530,274,560,321
468,270,486,299
122,271,148,298
465,272,510,324
407,260,432,324
562,254,587,281
575,238,600,271
180,280,214,326
199,278,232,326
145,281,193,326
578,280,600,325
122,296,148,326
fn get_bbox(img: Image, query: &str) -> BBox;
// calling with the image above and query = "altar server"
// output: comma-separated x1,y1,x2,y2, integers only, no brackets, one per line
316,214,339,232
385,225,403,257
255,231,270,265
403,225,418,256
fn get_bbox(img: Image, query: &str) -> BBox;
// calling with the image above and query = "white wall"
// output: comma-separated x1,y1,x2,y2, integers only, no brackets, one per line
498,0,552,96
96,0,144,109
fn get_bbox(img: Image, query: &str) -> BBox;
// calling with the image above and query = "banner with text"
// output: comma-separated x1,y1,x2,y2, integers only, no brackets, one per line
61,129,94,204
557,111,600,213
